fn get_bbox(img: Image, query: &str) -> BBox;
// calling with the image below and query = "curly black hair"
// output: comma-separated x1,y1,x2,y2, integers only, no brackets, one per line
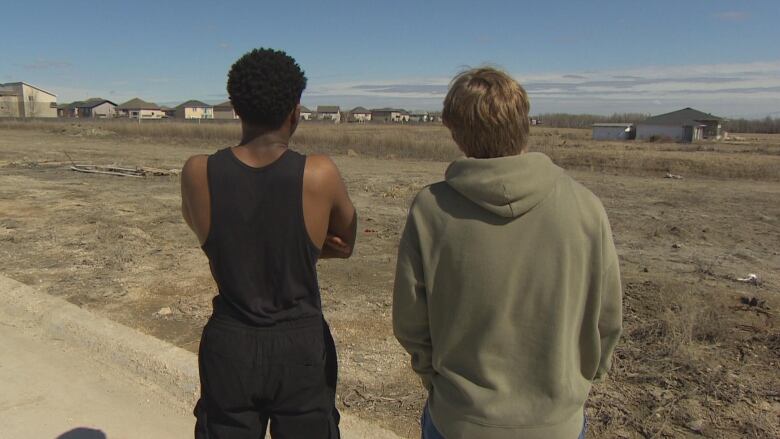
227,48,307,128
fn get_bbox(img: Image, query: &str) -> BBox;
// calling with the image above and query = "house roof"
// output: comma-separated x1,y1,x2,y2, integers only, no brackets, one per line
175,100,211,110
117,98,160,110
640,107,722,126
74,98,117,109
160,106,173,111
371,108,406,113
214,100,233,110
299,105,311,113
0,82,57,98
317,105,340,113
350,106,370,114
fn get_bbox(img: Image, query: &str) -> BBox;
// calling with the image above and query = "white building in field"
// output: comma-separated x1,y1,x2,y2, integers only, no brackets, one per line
592,123,635,141
116,98,165,119
0,82,57,118
636,108,723,142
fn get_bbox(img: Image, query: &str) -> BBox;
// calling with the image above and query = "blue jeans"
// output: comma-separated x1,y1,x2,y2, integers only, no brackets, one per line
420,402,587,439
420,403,445,439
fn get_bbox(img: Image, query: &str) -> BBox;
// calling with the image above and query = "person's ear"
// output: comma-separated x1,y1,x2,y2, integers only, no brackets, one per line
290,104,301,135
292,104,301,123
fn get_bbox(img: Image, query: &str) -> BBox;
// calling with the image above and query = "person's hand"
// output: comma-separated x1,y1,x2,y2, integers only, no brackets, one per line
321,234,353,258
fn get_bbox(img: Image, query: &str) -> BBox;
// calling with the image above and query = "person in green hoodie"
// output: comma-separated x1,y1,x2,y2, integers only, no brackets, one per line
393,67,623,439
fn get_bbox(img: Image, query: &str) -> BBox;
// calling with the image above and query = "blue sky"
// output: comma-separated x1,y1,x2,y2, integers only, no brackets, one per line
2,0,779,117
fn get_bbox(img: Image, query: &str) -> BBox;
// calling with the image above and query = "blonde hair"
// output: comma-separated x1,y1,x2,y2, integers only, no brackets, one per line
442,67,531,158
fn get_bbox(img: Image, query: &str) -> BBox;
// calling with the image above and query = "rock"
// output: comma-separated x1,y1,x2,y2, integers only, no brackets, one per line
686,419,705,433
155,307,173,317
672,243,683,249
347,149,359,157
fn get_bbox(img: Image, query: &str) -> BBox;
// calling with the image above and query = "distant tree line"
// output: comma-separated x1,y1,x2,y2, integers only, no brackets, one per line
533,113,780,134
532,113,650,129
722,117,780,134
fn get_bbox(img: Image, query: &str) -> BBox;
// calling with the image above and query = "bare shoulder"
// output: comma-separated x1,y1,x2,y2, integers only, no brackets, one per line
304,154,342,184
181,154,209,186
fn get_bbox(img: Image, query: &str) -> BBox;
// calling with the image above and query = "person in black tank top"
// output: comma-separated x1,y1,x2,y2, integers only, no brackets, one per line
181,49,357,439
203,147,322,326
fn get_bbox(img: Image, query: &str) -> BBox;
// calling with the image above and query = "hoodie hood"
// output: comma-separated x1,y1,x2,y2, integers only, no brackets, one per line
445,152,564,218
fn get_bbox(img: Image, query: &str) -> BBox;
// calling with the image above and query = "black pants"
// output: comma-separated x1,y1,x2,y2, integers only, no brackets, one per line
194,315,340,439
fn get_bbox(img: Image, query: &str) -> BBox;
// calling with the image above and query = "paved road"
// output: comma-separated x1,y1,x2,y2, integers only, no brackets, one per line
0,320,194,439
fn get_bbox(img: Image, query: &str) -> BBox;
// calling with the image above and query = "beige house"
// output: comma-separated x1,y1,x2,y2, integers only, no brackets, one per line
214,101,238,120
299,105,313,120
117,98,165,119
0,82,57,118
316,105,341,123
175,100,214,119
348,106,371,122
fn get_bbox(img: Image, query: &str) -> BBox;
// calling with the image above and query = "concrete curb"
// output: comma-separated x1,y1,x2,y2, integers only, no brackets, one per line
0,275,199,407
0,275,403,439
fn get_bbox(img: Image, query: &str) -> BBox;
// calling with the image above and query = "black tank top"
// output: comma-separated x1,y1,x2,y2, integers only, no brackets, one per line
201,147,322,326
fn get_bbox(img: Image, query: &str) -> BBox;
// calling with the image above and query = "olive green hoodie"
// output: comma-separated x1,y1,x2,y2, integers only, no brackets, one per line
393,152,622,439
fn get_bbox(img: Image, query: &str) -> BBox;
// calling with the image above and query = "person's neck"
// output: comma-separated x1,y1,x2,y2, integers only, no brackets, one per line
239,125,291,149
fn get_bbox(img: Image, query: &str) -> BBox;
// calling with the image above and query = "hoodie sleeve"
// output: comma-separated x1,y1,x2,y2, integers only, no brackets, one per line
393,206,434,391
594,216,623,383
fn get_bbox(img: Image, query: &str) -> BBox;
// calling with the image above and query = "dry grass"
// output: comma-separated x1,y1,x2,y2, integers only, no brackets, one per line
2,119,780,180
588,278,779,438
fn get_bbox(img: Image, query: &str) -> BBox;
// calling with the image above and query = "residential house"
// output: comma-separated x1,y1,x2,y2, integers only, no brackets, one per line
299,105,312,120
60,98,117,118
408,112,429,123
592,123,635,141
214,101,239,120
0,82,57,118
348,106,371,122
160,106,175,118
57,102,76,118
371,108,409,123
636,108,723,142
116,98,165,119
175,100,214,119
316,105,341,123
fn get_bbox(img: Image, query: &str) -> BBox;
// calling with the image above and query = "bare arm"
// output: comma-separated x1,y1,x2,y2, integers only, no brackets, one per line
305,155,357,259
322,171,357,258
180,155,210,245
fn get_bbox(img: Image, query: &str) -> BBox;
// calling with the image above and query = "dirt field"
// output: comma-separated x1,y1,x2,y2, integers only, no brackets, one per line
1,125,778,438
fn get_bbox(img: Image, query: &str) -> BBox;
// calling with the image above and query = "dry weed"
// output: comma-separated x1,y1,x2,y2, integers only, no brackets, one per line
3,120,780,180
